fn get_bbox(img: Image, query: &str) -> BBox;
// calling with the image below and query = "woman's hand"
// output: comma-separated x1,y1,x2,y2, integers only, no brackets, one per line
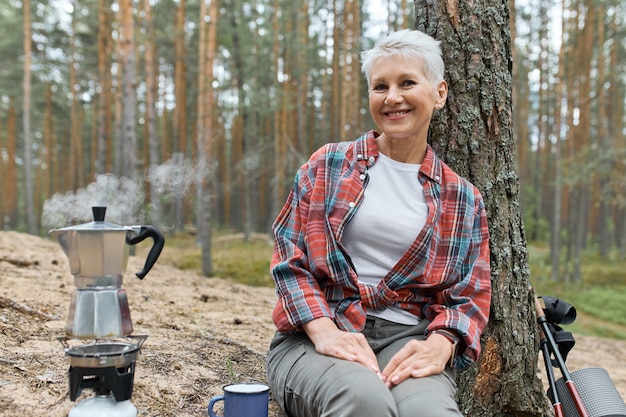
303,317,383,379
381,333,453,388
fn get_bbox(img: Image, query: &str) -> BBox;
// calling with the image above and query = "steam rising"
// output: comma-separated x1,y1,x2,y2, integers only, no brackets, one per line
146,153,195,196
41,154,197,230
42,174,145,229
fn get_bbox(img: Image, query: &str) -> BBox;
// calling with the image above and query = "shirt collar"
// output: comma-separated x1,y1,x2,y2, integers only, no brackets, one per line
356,130,442,184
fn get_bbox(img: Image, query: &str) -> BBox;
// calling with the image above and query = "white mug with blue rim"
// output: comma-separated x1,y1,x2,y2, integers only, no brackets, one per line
207,383,270,417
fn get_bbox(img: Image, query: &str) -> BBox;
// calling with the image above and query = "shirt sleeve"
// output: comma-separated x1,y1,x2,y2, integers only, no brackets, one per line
426,192,491,369
269,157,334,332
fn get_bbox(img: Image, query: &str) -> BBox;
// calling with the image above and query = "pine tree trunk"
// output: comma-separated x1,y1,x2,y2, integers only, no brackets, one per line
119,0,137,180
96,0,111,175
22,0,37,234
608,14,625,256
551,1,566,281
414,0,550,414
173,0,187,231
4,104,18,229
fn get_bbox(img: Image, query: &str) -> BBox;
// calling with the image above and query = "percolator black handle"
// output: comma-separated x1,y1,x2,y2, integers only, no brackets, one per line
126,225,165,279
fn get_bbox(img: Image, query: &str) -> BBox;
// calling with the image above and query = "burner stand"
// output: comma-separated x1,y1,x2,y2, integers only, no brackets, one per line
60,336,146,403
69,362,136,401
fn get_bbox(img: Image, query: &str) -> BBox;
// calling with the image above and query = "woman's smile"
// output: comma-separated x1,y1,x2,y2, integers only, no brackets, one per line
368,55,447,151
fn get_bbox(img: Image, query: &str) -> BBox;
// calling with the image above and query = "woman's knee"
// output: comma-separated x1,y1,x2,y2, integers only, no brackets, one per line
317,367,398,417
392,371,461,417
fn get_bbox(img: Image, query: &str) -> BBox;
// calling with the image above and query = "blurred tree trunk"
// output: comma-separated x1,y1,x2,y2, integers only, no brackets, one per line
69,0,85,192
340,0,360,141
196,0,218,276
607,13,625,257
296,1,310,154
43,83,55,198
4,103,18,230
415,0,550,414
96,0,112,175
563,0,578,281
400,0,409,28
330,0,341,140
228,0,254,241
112,3,124,176
594,6,610,257
510,0,532,228
173,0,187,230
22,0,37,234
570,1,594,282
533,0,550,243
550,0,567,281
119,0,137,180
142,0,162,226
270,0,285,232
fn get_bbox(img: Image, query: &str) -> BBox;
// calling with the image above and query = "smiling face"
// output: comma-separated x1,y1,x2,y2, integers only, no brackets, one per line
368,54,448,152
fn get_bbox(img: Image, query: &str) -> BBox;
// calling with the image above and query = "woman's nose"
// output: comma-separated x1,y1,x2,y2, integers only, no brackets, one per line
384,85,403,104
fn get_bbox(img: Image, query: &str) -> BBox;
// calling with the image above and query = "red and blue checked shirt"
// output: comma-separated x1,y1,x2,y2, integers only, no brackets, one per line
270,130,491,368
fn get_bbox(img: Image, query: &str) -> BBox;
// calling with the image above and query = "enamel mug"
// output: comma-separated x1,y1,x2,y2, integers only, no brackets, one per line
207,383,270,417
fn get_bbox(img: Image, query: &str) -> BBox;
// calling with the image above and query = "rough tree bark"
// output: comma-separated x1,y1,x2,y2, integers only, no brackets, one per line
414,0,551,415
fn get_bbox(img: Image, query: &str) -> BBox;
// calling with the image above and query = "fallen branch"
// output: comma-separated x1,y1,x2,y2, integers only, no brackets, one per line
0,257,35,267
0,295,58,321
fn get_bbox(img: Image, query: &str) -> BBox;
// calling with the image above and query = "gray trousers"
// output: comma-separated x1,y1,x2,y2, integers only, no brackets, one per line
266,317,463,417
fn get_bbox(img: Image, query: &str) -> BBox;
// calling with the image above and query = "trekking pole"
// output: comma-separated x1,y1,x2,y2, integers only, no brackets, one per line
539,333,565,417
532,291,589,417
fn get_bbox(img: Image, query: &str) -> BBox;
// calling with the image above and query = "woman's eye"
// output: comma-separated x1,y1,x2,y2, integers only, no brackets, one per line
402,80,417,87
372,84,387,91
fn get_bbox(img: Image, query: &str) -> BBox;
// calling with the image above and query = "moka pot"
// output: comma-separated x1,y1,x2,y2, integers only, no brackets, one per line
50,206,164,339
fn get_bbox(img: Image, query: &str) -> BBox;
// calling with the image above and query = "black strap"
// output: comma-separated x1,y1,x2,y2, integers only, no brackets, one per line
546,322,576,366
541,296,577,325
540,296,577,367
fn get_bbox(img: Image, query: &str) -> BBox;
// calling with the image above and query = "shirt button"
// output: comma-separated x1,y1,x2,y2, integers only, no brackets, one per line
435,175,441,181
349,202,356,208
359,174,366,180
368,156,375,163
357,154,364,159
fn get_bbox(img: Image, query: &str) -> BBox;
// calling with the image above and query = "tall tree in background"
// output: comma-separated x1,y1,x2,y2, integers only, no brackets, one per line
339,0,361,141
196,0,219,276
96,0,112,174
173,0,187,230
607,12,626,258
119,0,138,179
22,0,36,234
142,0,162,226
3,104,18,229
415,0,549,414
69,0,85,192
568,2,594,282
550,0,566,281
227,0,255,241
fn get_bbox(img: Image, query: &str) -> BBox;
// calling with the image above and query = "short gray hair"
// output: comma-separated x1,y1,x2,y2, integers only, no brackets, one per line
361,29,445,88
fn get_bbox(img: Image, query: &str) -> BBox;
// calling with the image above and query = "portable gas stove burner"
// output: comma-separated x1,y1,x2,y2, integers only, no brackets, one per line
60,336,147,402
49,207,164,417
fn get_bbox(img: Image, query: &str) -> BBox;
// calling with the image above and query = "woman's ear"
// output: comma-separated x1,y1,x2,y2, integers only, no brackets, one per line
436,80,448,109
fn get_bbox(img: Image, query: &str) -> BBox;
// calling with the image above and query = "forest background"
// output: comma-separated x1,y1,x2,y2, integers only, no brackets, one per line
0,0,625,281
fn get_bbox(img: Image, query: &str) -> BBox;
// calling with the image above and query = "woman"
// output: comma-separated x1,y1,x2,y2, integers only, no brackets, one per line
266,29,491,417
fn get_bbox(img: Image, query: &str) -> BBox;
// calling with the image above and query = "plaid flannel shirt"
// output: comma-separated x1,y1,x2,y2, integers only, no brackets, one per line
270,130,491,368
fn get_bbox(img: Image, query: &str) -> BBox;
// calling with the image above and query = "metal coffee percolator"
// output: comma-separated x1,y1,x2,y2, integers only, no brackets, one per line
50,206,165,339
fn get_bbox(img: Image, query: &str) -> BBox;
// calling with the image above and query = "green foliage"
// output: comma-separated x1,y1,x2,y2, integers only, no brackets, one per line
529,244,626,340
212,238,274,287
160,232,273,288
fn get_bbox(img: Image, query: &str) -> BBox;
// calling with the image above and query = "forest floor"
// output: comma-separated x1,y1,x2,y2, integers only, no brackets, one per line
0,230,625,416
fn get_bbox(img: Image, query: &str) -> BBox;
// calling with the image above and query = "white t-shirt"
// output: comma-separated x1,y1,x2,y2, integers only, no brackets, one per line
342,152,428,325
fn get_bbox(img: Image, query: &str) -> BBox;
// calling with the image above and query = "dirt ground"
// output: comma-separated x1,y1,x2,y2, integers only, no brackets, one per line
1,230,625,417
